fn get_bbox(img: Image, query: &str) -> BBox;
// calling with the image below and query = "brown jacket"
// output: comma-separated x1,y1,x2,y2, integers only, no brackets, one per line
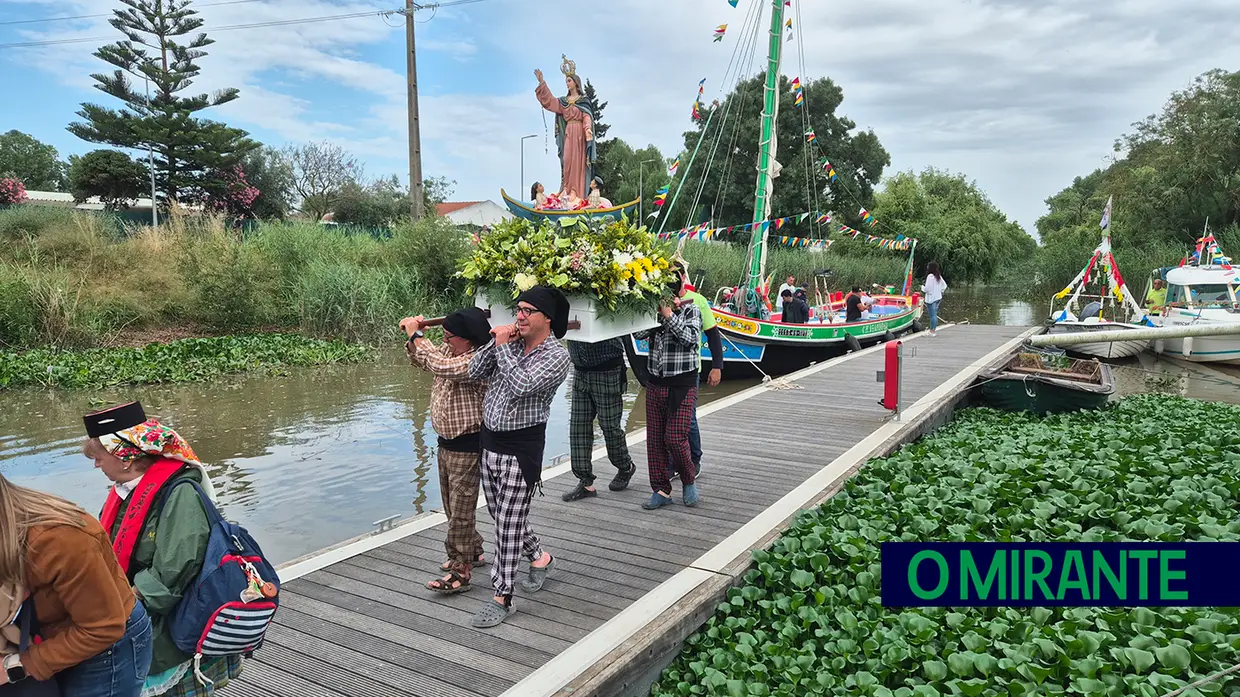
20,514,136,681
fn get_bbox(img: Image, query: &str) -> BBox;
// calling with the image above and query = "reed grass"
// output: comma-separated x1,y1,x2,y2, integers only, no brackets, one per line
680,241,909,296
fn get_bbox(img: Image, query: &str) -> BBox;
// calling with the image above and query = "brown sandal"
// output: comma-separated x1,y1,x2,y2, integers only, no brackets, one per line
440,554,485,571
427,569,471,595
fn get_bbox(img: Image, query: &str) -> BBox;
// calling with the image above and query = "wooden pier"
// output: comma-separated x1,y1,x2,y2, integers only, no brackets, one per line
234,323,1035,697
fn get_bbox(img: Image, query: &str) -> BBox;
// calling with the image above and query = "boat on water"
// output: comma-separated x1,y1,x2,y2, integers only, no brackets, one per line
1046,201,1154,360
978,351,1115,415
1145,237,1240,365
628,0,922,381
500,188,640,223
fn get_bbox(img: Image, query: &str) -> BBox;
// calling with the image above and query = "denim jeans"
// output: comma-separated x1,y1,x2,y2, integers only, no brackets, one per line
688,372,702,465
927,300,941,331
57,602,152,697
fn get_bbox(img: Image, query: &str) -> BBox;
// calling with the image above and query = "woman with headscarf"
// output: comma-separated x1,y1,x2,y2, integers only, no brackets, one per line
0,472,152,696
82,402,242,697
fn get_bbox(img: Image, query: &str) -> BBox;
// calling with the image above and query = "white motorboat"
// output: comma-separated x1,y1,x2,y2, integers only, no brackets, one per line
1048,207,1154,360
1146,263,1240,365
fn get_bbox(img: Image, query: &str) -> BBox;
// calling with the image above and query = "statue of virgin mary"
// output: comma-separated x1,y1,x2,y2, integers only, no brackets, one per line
534,55,597,199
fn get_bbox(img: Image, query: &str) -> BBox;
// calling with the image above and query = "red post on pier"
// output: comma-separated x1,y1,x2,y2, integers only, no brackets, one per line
882,340,903,413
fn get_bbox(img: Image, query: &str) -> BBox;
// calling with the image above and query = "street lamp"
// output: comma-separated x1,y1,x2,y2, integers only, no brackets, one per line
638,158,658,221
520,134,537,201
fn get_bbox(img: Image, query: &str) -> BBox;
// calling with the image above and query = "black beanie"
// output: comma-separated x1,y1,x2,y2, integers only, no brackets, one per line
517,285,571,339
442,307,492,347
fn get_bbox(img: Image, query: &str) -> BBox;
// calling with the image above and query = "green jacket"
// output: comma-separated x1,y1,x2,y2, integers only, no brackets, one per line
108,466,211,675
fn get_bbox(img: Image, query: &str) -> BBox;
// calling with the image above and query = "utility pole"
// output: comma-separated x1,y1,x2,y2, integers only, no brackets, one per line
145,77,158,227
520,134,536,201
404,0,425,220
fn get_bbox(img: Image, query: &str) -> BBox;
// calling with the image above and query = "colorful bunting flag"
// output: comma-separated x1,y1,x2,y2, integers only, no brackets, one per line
728,0,739,6
668,159,680,176
785,18,792,29
713,24,728,41
1099,195,1112,230
819,158,837,181
805,129,816,143
816,213,831,224
859,208,877,227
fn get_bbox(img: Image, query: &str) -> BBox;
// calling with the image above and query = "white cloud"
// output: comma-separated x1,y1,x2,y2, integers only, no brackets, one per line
6,0,1240,236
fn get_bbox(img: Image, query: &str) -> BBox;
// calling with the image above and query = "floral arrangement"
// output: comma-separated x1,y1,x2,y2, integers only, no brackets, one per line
0,177,28,206
458,216,679,317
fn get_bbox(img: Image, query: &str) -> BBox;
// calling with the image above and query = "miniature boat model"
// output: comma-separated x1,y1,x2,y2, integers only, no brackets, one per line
979,351,1115,415
1046,213,1153,360
500,189,639,223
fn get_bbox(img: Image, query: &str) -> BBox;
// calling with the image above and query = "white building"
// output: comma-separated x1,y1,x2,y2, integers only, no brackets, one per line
435,200,511,227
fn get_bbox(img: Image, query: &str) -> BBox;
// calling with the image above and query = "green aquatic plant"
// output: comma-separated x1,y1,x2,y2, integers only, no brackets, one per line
651,395,1240,697
0,334,372,390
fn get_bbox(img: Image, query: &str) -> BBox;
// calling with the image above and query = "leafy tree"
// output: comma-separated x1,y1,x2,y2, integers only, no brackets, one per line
284,141,361,222
423,175,455,214
68,149,150,210
592,137,668,216
333,176,408,228
241,147,294,220
67,0,257,204
666,74,890,236
871,168,1035,284
0,131,68,190
583,80,610,140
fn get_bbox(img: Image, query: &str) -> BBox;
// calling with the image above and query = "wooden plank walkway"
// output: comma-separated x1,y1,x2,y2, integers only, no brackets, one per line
234,324,1032,697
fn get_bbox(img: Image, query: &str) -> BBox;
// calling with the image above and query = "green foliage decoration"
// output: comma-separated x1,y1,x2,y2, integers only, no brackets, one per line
652,395,1240,697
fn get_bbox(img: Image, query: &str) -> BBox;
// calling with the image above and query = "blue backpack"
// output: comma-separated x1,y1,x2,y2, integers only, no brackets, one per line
158,480,281,679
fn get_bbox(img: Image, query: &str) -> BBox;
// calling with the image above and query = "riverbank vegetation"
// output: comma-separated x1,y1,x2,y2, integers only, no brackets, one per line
652,395,1240,697
0,334,371,390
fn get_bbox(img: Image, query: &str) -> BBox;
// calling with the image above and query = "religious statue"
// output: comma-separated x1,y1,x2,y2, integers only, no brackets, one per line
535,54,597,201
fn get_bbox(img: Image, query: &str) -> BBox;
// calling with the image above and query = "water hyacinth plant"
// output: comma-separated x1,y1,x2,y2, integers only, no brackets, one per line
458,216,679,317
653,395,1240,697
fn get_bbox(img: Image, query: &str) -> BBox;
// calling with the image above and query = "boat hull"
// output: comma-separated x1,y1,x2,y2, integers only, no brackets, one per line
979,362,1115,415
626,299,921,381
1045,322,1151,359
1150,309,1240,365
500,189,640,223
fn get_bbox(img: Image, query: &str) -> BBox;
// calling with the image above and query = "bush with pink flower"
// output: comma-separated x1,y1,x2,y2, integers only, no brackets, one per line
0,177,28,206
208,166,261,219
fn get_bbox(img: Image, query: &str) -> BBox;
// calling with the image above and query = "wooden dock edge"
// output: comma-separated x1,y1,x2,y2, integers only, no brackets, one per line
529,325,1042,697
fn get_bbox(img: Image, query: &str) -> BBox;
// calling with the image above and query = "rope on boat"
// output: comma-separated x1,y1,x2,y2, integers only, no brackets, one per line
719,331,802,391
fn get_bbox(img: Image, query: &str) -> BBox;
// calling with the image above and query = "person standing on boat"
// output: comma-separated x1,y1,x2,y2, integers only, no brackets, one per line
780,289,809,324
921,262,948,336
561,336,637,502
467,286,571,628
845,286,871,322
775,275,797,312
676,262,722,480
402,309,492,596
635,275,704,510
1146,278,1167,315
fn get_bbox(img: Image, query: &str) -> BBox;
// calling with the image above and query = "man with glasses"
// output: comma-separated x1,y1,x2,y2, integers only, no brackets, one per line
401,307,492,596
467,286,571,628
561,335,637,503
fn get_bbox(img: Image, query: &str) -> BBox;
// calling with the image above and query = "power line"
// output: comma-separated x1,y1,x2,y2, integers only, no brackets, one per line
0,9,398,49
0,0,266,26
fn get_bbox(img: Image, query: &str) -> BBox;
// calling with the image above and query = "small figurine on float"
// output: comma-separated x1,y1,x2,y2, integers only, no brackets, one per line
531,182,548,209
587,177,612,209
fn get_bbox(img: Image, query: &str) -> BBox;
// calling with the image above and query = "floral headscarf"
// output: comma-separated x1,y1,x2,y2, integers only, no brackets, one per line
98,419,217,503
99,419,201,465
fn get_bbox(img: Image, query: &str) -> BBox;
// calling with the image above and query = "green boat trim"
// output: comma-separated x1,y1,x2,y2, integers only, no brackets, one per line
710,295,921,345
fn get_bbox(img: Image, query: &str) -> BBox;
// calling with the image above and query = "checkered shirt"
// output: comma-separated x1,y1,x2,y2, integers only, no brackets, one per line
566,337,624,370
469,336,571,431
409,339,487,440
636,303,702,378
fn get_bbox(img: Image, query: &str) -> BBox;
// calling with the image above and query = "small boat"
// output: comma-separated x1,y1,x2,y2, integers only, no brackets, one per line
978,351,1115,415
500,188,640,223
1047,205,1154,360
1140,227,1240,365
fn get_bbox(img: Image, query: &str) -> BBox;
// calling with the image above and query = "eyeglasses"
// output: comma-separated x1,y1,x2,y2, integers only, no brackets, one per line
515,306,540,318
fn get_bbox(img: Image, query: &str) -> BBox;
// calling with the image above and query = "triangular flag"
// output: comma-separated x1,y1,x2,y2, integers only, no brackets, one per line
728,0,739,6
798,212,809,223
805,129,816,143
668,159,680,176
713,24,727,41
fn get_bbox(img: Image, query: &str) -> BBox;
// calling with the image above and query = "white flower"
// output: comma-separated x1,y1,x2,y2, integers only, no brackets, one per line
514,273,538,292
613,251,634,266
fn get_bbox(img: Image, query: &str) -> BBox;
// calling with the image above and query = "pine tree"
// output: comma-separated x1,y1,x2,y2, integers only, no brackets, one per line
67,0,257,205
583,80,610,140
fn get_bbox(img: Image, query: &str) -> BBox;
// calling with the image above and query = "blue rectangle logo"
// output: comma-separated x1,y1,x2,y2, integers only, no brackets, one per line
880,542,1235,607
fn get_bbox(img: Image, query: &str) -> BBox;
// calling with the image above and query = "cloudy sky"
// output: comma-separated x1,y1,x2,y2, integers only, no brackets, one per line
2,0,1237,237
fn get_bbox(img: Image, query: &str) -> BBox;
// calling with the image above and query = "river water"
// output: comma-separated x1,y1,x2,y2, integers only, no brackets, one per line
2,287,1237,564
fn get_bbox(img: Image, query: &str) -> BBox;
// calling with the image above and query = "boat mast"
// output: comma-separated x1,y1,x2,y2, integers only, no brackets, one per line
743,0,786,311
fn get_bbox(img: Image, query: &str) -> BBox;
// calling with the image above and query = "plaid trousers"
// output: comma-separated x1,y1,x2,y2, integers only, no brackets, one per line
438,447,485,568
646,384,698,493
480,449,544,598
569,367,633,486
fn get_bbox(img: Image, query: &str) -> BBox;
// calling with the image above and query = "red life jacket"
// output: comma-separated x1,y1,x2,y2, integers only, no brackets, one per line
99,458,187,575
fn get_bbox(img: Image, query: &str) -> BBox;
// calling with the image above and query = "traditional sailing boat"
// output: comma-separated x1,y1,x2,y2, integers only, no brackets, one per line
628,0,922,380
1046,197,1155,359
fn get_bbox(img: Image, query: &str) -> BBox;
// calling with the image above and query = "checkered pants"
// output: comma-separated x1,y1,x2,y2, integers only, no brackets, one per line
438,447,485,569
569,367,633,486
646,384,698,493
480,449,544,598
